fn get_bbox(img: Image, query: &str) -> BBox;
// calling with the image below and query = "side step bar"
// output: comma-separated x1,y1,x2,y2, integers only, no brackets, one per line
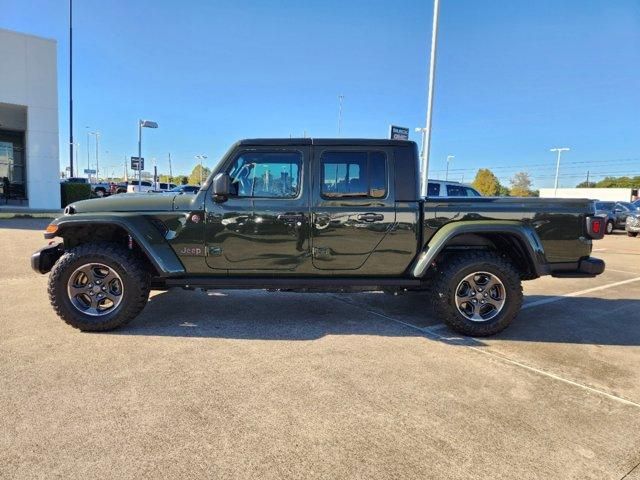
164,276,423,290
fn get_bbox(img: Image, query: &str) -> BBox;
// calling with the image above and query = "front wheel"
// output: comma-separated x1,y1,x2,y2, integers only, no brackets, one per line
48,242,151,331
432,252,523,336
628,231,638,237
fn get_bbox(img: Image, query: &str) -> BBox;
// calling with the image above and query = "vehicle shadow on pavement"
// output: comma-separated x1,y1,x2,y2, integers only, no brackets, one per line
111,289,425,341
110,289,640,347
494,296,640,346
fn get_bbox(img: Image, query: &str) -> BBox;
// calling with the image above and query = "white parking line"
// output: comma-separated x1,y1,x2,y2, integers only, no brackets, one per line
522,276,640,310
606,268,640,275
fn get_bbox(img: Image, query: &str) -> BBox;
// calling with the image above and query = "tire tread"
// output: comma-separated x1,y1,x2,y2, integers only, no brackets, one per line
48,242,150,331
431,251,523,337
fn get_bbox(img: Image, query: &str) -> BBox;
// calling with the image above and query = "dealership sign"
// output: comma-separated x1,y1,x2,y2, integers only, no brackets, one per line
130,157,144,170
389,125,409,140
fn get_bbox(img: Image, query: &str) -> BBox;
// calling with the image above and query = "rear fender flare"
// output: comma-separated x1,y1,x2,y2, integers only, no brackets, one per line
411,221,548,278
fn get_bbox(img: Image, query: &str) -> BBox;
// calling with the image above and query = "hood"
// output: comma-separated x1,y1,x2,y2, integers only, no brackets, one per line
67,193,178,213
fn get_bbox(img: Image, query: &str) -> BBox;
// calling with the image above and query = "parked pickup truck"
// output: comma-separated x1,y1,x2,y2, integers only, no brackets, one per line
32,138,605,336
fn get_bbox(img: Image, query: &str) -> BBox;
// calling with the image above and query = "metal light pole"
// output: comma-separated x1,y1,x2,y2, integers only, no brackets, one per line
415,127,427,170
195,155,208,185
445,155,454,181
85,126,91,180
168,153,173,180
138,120,158,188
419,0,441,197
89,131,100,182
68,0,74,177
337,94,344,137
550,147,570,196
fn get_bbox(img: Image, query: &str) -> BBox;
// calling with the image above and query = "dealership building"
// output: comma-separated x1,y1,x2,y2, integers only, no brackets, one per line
0,28,60,209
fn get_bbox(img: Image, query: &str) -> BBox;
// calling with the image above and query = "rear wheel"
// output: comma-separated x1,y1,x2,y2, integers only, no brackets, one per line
432,251,523,336
605,221,614,234
48,242,150,331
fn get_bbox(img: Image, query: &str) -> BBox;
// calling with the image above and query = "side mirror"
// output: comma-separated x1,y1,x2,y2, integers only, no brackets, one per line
212,173,231,201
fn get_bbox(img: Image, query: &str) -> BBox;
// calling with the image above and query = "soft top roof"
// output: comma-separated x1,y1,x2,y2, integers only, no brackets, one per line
236,138,417,147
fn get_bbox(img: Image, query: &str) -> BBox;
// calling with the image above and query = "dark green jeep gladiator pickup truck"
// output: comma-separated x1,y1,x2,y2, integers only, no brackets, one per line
32,139,605,336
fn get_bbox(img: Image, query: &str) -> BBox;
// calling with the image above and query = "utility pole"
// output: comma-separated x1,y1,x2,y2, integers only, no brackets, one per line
68,0,74,177
168,153,173,180
89,131,100,182
419,0,441,197
85,126,91,180
195,155,208,185
95,133,100,181
445,155,454,181
337,94,344,137
550,147,570,196
586,170,590,187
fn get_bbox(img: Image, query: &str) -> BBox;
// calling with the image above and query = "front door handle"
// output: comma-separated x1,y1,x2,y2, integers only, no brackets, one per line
357,213,384,222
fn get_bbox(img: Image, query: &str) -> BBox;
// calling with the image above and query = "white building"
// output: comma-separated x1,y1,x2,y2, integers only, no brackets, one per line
0,28,59,209
539,188,637,202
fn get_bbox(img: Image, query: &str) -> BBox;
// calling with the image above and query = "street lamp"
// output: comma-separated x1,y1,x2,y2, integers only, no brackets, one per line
550,147,570,196
138,119,158,187
195,155,208,185
445,155,454,181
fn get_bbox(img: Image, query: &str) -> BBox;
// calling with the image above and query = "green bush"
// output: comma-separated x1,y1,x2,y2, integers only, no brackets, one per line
60,182,91,208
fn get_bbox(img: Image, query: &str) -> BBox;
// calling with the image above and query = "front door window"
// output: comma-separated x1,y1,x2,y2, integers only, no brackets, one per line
228,152,301,198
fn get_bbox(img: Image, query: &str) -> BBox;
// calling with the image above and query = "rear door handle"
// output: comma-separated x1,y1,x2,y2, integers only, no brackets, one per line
277,213,304,222
357,213,384,222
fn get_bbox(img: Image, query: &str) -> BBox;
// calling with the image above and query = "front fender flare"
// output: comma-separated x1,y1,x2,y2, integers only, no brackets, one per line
411,221,548,278
47,214,185,277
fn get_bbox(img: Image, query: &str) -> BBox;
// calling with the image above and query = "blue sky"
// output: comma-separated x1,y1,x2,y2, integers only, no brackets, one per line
2,0,639,187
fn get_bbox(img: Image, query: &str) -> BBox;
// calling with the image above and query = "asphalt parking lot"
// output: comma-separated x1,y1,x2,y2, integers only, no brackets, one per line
1,218,640,479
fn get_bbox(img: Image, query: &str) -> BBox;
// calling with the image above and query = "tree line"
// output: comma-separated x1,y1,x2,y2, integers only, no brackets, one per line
471,169,537,197
576,176,640,188
156,165,212,186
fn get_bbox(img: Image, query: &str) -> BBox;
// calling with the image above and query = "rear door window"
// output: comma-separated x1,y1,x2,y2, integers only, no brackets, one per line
427,182,440,196
321,151,387,199
446,184,467,197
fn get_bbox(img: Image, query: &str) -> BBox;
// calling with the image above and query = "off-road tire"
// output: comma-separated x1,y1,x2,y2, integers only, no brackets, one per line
628,231,638,237
48,242,151,331
432,251,523,337
605,221,614,234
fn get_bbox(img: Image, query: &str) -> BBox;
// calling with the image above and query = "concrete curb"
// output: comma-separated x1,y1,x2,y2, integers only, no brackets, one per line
0,211,61,219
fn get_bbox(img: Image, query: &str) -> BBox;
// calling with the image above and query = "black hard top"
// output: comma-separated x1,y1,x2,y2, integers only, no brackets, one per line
237,138,417,147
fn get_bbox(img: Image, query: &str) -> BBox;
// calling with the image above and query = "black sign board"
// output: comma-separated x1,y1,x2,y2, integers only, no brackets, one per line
131,157,144,170
389,125,410,140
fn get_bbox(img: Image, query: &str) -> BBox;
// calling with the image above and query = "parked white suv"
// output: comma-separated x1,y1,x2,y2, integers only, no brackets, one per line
427,180,481,197
127,181,177,193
